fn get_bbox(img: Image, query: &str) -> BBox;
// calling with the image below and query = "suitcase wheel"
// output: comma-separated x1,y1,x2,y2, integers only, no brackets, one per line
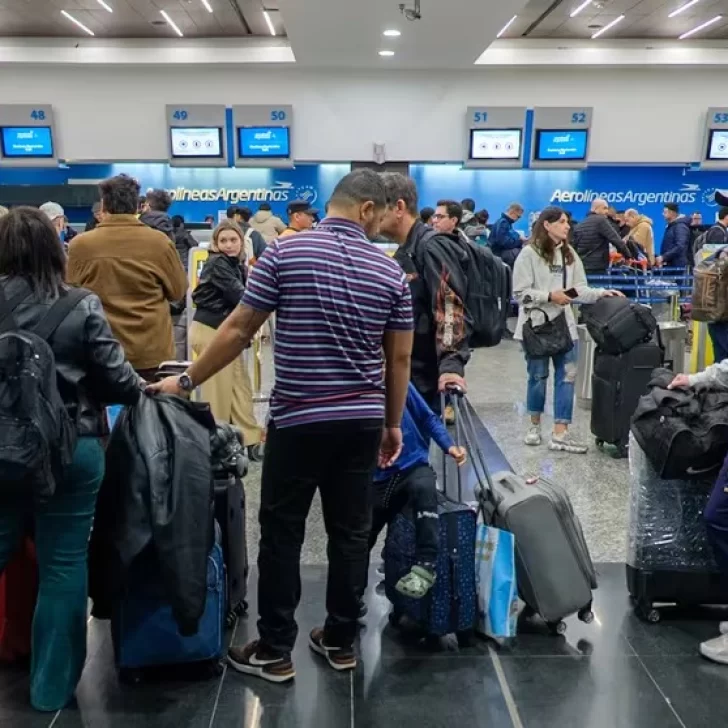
595,438,605,450
578,607,595,625
634,602,661,624
548,620,567,636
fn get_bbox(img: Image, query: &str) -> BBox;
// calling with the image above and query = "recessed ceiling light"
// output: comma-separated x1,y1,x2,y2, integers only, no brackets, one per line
383,29,401,37
379,50,395,57
680,14,722,38
496,15,518,39
669,0,701,18
61,10,95,36
263,10,276,36
201,0,213,12
160,9,184,37
591,14,625,38
570,0,593,18
96,0,113,12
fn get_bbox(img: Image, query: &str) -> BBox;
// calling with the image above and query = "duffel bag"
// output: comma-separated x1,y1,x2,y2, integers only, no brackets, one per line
586,296,657,354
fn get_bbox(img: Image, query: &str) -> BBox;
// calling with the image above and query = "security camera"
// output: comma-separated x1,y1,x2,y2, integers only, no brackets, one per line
399,1,422,21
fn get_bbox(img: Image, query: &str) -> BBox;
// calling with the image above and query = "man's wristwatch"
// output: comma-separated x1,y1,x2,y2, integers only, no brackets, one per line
178,372,195,393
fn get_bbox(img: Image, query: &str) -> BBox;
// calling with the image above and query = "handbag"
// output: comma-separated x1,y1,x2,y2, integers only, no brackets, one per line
521,249,574,358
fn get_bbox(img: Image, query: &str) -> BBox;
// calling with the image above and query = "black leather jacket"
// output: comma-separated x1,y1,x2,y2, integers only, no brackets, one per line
192,253,247,330
573,213,630,273
1,277,140,436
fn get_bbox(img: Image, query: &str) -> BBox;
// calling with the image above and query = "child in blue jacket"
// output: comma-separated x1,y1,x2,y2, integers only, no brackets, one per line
370,382,466,599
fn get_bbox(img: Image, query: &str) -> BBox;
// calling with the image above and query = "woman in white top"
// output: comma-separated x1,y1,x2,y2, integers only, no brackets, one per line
513,206,623,454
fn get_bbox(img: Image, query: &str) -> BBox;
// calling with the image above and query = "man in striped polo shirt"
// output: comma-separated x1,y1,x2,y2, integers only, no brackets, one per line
151,169,414,683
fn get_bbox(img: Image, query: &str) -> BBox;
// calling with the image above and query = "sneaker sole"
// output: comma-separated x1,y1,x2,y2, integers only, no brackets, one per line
549,443,588,454
308,637,357,672
699,644,728,664
226,655,295,684
524,439,542,447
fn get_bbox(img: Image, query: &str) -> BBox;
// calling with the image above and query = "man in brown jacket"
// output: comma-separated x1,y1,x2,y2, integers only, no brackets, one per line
624,209,655,264
67,174,188,379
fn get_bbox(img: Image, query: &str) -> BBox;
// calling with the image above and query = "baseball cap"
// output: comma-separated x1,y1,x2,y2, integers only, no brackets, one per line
287,200,318,217
39,201,64,222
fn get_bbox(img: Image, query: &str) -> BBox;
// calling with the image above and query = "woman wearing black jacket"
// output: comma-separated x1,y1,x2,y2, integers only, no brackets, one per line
0,207,140,711
191,221,263,459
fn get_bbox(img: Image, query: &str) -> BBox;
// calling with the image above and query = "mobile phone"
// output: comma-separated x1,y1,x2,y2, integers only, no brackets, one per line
565,287,579,299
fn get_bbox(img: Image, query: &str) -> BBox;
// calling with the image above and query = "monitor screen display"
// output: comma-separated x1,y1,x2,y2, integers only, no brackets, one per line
238,126,290,158
170,127,223,158
707,129,728,160
1,126,54,158
469,129,522,160
535,129,589,161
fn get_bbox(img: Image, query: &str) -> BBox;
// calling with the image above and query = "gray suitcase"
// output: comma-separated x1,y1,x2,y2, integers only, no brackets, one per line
451,393,597,635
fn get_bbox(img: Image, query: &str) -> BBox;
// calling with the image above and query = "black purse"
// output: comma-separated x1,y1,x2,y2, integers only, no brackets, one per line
521,249,574,359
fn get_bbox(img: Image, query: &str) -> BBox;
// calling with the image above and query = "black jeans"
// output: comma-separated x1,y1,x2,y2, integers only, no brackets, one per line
257,418,382,656
370,464,439,570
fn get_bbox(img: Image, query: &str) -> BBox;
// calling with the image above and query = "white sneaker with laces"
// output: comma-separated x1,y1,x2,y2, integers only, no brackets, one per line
549,431,588,454
700,633,728,664
524,424,542,446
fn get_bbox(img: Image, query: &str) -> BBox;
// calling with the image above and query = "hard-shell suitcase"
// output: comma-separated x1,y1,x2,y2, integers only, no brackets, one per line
591,342,664,457
112,537,225,681
627,433,728,622
214,476,248,625
454,393,597,634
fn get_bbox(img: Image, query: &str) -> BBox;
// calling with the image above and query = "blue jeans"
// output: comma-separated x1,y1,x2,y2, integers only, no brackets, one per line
0,437,105,712
524,344,579,425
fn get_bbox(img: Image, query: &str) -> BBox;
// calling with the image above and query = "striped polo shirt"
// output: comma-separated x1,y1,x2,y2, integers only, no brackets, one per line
242,218,413,428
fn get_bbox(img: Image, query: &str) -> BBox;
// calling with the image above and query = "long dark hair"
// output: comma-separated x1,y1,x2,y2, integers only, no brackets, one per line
0,206,66,296
529,206,574,266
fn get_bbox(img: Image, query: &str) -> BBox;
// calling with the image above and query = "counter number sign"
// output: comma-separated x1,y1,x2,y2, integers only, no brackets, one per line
30,110,46,121
172,110,189,121
571,112,587,124
714,112,728,125
270,110,287,121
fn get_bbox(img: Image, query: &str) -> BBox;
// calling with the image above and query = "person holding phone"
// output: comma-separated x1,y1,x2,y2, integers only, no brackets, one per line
513,206,623,454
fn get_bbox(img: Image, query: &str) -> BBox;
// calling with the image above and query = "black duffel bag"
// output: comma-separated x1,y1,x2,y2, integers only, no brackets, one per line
586,296,657,354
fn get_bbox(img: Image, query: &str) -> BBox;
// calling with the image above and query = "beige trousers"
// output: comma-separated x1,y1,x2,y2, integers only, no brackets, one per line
190,321,262,447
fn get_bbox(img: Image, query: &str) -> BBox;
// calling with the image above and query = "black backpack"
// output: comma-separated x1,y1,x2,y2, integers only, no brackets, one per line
586,296,657,355
0,285,90,501
415,231,512,349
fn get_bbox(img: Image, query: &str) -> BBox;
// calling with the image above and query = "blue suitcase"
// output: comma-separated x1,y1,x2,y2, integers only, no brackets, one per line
384,494,477,637
112,538,226,678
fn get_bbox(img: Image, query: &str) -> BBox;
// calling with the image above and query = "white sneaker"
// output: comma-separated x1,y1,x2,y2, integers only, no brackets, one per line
719,621,728,635
549,432,588,454
524,425,542,446
700,633,728,664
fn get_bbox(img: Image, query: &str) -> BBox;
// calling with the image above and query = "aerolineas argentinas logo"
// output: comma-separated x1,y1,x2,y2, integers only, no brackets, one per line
550,183,700,206
151,181,297,204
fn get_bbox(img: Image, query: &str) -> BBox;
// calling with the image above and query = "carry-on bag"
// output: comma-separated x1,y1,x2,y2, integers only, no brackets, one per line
692,254,728,322
586,296,657,354
214,475,248,626
0,538,37,663
591,341,665,457
384,393,477,638
453,393,597,634
112,536,225,681
627,433,728,622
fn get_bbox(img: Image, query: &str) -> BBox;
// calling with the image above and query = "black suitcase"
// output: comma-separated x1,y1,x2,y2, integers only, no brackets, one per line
591,342,663,457
214,476,248,626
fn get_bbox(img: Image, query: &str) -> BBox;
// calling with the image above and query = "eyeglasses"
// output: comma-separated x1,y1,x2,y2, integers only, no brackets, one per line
431,213,448,221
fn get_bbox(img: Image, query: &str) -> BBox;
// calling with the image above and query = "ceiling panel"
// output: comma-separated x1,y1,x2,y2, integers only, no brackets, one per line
0,0,285,38
512,0,728,39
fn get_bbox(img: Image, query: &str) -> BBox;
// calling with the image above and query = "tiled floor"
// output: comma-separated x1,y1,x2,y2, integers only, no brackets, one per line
5,563,728,728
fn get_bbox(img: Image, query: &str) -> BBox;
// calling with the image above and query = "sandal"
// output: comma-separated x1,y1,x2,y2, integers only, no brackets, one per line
394,565,436,599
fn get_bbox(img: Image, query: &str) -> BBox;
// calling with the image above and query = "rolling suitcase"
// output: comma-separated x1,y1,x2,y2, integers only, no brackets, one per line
214,475,249,626
112,535,226,682
627,433,728,623
384,392,477,638
591,342,664,458
452,393,597,635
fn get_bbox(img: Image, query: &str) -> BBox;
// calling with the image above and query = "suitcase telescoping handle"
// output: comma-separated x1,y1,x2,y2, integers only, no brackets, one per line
442,387,499,523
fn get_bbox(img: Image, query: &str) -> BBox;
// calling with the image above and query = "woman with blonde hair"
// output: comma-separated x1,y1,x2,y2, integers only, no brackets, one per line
190,220,263,460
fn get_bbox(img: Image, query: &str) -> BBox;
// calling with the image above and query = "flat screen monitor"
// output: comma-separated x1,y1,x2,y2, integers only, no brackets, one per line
707,129,728,160
1,126,54,158
238,126,290,159
535,129,589,161
170,127,223,158
469,128,522,160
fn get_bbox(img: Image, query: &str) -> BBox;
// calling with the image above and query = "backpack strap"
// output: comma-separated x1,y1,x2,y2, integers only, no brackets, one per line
34,288,92,342
0,281,32,334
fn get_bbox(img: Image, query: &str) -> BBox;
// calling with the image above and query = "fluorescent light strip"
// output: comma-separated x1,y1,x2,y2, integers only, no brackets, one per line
496,15,518,39
379,50,395,57
96,0,113,12
669,0,700,18
263,10,276,36
680,14,722,38
570,0,593,18
60,10,95,36
160,10,184,37
591,14,625,38
201,0,213,12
